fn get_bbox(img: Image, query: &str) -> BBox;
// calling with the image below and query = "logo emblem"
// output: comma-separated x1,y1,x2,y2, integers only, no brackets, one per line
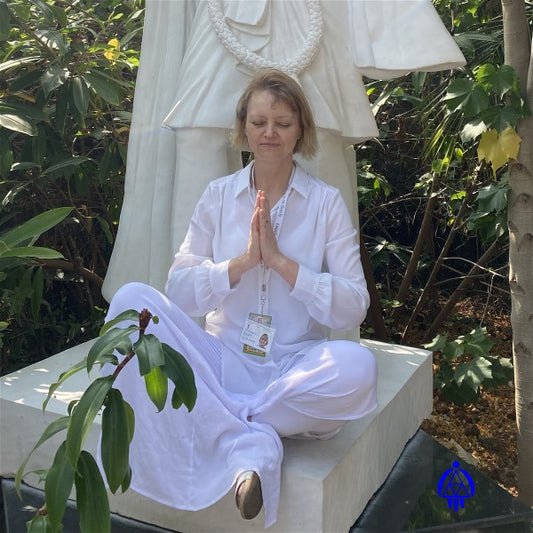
437,460,475,511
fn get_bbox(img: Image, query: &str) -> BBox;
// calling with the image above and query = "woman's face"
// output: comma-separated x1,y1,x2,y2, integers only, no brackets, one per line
244,90,301,165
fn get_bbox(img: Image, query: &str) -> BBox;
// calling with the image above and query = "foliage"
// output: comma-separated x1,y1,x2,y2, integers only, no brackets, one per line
0,0,143,373
0,207,71,371
16,308,197,533
443,63,530,174
358,0,531,359
424,327,513,405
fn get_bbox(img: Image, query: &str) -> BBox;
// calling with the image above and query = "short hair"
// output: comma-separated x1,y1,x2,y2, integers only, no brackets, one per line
232,68,318,159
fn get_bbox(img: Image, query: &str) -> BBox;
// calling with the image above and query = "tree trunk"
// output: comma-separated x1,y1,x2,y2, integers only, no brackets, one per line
502,0,533,506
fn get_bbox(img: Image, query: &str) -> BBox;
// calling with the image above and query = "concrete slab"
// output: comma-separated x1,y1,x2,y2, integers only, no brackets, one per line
0,339,432,532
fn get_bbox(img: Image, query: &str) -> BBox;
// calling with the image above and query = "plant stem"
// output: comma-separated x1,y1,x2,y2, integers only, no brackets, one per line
111,309,152,379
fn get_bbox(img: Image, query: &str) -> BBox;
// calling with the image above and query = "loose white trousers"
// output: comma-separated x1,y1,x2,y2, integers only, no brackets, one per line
105,282,378,527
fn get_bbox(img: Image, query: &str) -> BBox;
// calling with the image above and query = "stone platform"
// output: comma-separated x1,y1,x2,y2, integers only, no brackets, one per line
0,338,432,532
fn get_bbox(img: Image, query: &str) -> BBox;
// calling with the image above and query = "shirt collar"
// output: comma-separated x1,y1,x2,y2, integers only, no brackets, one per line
234,160,310,199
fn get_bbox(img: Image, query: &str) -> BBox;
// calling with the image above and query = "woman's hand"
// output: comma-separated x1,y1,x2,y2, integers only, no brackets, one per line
257,191,281,268
257,191,299,289
229,191,299,288
228,194,262,287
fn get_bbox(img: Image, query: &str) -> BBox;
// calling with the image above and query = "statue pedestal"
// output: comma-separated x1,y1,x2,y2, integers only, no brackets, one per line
0,339,431,533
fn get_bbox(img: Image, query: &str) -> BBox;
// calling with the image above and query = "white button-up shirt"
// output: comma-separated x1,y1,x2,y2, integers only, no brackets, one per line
165,162,369,393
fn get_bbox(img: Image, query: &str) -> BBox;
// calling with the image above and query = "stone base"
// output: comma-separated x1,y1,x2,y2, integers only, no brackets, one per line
0,339,431,533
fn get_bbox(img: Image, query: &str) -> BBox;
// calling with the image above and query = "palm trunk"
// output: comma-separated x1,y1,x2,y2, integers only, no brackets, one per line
502,0,533,505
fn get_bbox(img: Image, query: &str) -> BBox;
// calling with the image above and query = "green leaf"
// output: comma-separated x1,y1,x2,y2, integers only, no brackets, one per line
47,3,68,27
467,211,507,243
454,356,492,392
463,327,494,356
0,246,64,259
8,68,44,92
41,156,90,176
31,267,44,320
134,333,165,376
0,100,48,122
0,55,41,74
45,440,74,531
41,63,69,97
162,344,197,412
144,365,168,412
423,334,448,352
100,309,140,335
71,77,89,116
66,376,113,467
121,466,132,493
444,78,489,118
0,113,36,136
87,325,138,373
67,79,85,128
36,28,67,55
442,380,480,405
0,2,10,40
84,71,120,105
171,387,184,410
26,514,50,533
43,358,89,411
97,215,114,244
124,400,135,442
475,64,517,98
15,416,69,496
2,207,72,248
101,388,131,493
481,105,523,132
74,451,111,533
486,355,513,385
55,83,67,132
31,0,58,24
442,340,464,362
476,182,508,214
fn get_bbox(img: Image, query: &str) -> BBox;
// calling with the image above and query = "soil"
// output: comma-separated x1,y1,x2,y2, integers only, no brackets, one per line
417,296,518,497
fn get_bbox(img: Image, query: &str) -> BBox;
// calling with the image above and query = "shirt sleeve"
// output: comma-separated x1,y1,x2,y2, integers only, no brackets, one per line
289,189,370,330
164,185,235,316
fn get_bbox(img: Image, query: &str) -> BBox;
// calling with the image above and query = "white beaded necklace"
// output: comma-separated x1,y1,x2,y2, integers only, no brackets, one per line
207,0,323,78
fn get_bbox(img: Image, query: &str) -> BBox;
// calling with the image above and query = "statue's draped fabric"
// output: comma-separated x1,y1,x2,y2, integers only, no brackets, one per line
102,0,464,300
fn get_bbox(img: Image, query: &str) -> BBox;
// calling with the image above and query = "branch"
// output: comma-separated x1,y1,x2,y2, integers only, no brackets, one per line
38,259,104,288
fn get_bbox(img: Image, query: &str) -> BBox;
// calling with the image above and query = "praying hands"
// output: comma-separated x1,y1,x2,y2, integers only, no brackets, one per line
229,191,299,289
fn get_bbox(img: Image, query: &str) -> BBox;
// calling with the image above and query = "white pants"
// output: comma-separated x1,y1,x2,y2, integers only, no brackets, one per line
104,282,377,526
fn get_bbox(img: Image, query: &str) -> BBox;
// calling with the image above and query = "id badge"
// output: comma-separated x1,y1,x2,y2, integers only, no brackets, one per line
241,313,275,356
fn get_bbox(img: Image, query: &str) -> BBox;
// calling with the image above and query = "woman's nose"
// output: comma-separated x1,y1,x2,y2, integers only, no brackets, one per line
264,123,276,137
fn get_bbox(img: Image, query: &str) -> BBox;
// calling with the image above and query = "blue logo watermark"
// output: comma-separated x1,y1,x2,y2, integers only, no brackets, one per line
437,461,475,511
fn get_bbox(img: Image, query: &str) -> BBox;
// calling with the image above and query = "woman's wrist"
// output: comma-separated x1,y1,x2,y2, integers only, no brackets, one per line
269,253,299,289
229,254,256,287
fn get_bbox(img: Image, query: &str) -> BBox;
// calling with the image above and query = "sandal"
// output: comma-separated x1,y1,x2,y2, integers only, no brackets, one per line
234,470,263,520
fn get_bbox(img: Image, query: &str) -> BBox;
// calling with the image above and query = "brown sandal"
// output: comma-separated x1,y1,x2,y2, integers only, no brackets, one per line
234,470,263,520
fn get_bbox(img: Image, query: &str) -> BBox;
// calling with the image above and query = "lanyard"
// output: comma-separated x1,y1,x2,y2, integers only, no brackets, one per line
250,164,295,316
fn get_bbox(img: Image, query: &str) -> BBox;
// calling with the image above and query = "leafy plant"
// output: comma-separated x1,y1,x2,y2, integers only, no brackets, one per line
0,207,72,372
0,0,144,372
424,326,513,405
16,308,197,533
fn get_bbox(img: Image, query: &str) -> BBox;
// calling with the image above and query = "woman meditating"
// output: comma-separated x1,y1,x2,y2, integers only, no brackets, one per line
105,68,378,527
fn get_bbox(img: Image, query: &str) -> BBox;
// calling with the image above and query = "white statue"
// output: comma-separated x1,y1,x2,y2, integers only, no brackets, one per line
102,0,465,301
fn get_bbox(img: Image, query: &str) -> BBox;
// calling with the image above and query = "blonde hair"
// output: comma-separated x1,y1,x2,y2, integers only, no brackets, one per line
232,68,318,159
